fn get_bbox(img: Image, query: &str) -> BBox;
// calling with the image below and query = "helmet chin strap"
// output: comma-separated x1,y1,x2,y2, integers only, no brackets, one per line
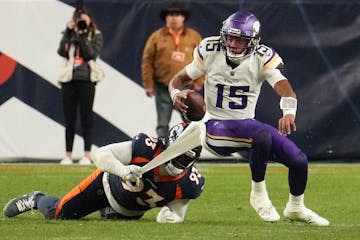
224,37,260,64
226,48,246,64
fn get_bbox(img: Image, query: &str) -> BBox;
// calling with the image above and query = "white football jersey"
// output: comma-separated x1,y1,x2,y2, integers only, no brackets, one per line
186,36,286,120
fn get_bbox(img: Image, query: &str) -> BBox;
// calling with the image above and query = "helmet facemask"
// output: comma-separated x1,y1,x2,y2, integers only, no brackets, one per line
221,33,260,63
220,10,261,64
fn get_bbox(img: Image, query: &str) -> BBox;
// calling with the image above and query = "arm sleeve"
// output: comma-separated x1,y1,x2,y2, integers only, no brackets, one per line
92,141,132,177
57,28,73,57
78,31,103,61
156,199,190,223
263,68,286,88
259,49,287,87
185,44,206,80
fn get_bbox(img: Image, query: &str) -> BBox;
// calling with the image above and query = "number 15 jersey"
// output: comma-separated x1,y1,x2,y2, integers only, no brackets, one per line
185,36,286,120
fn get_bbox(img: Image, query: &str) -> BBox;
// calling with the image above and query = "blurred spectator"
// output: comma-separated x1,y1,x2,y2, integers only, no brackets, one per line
57,7,103,165
142,3,203,138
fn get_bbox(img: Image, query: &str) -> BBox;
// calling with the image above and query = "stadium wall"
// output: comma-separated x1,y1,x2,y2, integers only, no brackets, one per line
0,0,359,162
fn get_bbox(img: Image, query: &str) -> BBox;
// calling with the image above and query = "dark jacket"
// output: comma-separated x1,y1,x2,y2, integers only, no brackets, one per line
57,28,103,81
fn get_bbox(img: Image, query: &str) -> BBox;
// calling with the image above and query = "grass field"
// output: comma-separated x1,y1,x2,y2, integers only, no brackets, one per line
0,163,359,240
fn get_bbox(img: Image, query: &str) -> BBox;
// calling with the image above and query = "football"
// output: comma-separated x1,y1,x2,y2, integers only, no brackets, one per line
183,91,206,121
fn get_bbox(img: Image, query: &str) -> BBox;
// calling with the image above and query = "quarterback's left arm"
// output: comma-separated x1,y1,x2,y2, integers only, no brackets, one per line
273,80,297,136
156,199,190,223
259,46,297,136
169,40,207,114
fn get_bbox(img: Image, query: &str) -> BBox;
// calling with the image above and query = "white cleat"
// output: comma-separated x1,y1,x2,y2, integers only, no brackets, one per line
250,191,280,222
283,203,329,226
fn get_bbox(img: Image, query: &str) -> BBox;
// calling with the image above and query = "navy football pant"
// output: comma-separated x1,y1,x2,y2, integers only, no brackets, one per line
36,169,109,219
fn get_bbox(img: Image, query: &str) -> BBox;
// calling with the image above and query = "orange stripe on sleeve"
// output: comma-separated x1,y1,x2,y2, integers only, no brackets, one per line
175,184,183,199
54,169,103,219
131,157,150,164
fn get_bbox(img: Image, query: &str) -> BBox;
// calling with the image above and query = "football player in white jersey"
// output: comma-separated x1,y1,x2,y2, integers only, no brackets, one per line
168,10,329,226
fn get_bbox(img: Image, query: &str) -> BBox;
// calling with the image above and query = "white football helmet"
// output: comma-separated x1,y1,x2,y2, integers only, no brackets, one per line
164,123,202,176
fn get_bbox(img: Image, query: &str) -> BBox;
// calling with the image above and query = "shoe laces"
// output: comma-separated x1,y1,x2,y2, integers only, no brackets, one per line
15,195,35,212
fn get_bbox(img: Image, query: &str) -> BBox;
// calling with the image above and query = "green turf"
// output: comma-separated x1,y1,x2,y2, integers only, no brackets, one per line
0,163,359,240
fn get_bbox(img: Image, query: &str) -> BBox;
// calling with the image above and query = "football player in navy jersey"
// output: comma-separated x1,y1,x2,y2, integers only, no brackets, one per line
3,123,204,223
168,10,329,226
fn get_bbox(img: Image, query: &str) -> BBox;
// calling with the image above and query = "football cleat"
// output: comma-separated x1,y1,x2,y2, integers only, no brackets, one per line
250,191,280,222
3,191,44,217
283,203,329,226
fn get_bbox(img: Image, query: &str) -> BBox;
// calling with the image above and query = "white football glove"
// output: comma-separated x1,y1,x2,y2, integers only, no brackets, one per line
122,165,142,188
156,206,183,223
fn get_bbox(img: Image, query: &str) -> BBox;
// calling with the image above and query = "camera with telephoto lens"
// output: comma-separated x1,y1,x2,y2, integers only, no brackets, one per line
76,18,87,30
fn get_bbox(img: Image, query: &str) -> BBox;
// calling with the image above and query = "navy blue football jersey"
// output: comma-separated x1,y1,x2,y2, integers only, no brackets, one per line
108,133,205,211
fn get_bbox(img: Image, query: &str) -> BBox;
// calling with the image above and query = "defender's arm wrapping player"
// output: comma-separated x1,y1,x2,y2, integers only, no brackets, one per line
3,123,204,223
168,10,328,226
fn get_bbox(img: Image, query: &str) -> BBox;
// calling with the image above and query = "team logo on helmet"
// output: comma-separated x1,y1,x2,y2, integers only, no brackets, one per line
252,21,260,37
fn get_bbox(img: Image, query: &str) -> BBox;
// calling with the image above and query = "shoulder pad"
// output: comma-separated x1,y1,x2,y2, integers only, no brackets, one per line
255,44,274,57
256,45,284,70
200,36,221,52
131,133,163,158
195,36,221,64
179,166,205,199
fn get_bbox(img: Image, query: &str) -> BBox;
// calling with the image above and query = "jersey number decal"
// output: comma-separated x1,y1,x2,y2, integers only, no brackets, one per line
216,84,250,109
142,189,164,208
145,136,157,150
189,167,202,185
205,40,221,52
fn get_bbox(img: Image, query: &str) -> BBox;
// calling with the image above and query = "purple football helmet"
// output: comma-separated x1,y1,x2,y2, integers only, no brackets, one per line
164,122,202,176
220,10,261,61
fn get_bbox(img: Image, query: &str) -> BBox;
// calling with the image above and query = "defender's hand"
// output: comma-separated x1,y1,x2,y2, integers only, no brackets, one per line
122,165,142,187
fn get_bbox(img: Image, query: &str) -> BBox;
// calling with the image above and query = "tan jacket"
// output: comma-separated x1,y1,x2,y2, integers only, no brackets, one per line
142,26,204,89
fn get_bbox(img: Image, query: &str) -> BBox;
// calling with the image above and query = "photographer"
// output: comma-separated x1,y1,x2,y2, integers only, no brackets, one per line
57,7,103,165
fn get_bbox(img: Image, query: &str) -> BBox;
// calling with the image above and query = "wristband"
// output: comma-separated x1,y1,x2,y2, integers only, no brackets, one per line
170,89,181,102
280,97,297,117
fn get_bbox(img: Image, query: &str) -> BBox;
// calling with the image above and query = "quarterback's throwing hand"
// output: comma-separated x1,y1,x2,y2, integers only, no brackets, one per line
172,89,194,115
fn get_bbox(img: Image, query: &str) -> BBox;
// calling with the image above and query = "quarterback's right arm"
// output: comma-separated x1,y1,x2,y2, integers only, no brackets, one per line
169,39,208,114
156,199,190,223
168,69,195,115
